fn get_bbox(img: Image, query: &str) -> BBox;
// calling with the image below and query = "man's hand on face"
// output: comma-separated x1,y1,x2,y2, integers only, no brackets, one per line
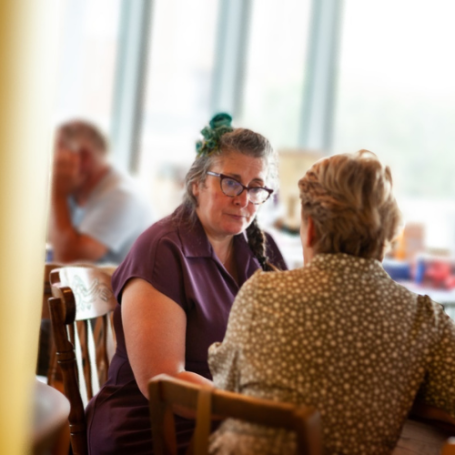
52,142,83,196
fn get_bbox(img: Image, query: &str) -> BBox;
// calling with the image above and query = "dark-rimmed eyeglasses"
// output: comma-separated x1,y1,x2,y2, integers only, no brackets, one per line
206,171,273,205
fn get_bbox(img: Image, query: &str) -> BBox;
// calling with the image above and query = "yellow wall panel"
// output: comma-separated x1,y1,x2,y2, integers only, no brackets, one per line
0,1,58,453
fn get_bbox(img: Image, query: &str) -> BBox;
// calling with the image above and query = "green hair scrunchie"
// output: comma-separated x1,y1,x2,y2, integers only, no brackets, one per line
195,112,233,157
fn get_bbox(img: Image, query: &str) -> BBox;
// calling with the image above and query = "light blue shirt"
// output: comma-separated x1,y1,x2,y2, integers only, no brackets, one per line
69,167,153,264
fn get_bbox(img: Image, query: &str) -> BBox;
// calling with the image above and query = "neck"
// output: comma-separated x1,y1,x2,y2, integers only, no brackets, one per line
211,235,238,283
209,236,234,265
74,164,110,205
303,246,315,266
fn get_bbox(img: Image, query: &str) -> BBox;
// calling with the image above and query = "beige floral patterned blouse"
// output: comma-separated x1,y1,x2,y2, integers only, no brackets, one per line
208,253,455,455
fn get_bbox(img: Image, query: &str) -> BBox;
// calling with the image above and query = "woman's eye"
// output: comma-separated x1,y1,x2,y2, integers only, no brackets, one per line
249,187,263,194
225,178,239,188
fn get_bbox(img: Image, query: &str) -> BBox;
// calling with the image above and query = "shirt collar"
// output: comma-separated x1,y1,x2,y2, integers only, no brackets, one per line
177,208,213,258
176,205,256,264
308,253,388,279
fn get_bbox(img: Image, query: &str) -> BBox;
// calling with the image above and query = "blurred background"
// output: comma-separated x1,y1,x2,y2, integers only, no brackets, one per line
52,0,455,270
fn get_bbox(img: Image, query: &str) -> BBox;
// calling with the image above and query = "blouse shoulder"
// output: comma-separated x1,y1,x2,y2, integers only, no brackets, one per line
111,212,185,304
236,267,301,311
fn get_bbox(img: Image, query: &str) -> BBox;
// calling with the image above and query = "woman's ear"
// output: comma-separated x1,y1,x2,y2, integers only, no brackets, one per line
192,181,200,198
300,215,316,266
306,216,317,247
301,216,316,248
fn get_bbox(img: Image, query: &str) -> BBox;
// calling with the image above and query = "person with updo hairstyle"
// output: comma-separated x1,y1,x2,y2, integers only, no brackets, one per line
85,113,287,454
209,150,455,455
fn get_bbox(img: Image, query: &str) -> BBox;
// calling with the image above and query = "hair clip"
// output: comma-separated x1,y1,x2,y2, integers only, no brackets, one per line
195,113,233,157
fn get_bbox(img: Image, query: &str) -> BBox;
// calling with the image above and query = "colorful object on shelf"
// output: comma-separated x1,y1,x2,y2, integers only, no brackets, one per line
382,258,412,281
412,254,455,290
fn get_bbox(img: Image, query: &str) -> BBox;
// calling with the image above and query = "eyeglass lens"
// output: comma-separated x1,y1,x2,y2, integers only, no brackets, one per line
220,177,269,204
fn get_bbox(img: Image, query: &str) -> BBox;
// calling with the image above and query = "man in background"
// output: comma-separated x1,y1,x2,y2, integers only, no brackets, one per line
49,120,153,264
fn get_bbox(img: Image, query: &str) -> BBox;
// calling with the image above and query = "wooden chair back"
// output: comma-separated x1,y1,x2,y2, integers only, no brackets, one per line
42,263,63,319
46,263,117,388
148,374,322,455
48,266,117,455
36,262,62,382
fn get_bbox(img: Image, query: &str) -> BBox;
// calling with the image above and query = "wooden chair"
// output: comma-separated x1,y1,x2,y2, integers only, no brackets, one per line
48,266,117,455
35,263,63,381
43,262,117,386
42,263,63,319
149,374,322,455
404,403,455,454
46,263,117,388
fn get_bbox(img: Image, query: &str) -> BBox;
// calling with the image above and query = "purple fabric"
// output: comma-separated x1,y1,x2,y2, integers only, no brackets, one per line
86,205,287,455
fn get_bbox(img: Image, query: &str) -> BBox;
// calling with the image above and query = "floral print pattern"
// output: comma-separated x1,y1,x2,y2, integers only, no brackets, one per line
208,253,455,455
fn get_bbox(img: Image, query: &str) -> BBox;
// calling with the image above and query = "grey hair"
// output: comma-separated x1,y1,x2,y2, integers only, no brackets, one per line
183,128,277,215
57,119,109,154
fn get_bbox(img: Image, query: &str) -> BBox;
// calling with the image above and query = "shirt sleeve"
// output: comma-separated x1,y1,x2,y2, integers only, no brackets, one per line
418,301,455,417
111,225,190,312
78,187,151,253
208,270,262,392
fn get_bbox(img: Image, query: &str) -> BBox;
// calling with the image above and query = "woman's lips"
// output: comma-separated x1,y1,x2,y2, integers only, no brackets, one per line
226,213,245,220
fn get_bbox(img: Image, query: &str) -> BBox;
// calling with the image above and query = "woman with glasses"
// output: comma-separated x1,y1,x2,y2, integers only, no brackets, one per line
86,113,287,454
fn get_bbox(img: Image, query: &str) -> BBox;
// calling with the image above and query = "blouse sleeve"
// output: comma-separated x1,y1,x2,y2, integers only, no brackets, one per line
111,224,190,312
418,301,455,417
208,270,262,392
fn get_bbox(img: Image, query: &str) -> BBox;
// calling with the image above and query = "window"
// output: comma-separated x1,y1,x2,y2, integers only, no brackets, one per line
54,0,121,131
137,0,219,216
240,0,311,149
334,0,455,251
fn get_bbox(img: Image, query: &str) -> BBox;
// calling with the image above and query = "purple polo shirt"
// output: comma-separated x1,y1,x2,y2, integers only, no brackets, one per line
86,205,287,455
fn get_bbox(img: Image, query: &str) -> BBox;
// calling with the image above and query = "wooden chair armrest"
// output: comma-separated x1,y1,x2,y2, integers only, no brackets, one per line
410,401,455,434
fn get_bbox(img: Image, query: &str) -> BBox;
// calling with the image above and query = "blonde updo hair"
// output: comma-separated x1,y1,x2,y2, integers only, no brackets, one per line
298,150,401,260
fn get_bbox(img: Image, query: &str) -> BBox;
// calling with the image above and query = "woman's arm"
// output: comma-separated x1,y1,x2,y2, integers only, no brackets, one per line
122,278,213,399
208,272,260,392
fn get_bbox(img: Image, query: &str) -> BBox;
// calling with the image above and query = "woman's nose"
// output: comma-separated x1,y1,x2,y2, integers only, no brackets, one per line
233,190,249,207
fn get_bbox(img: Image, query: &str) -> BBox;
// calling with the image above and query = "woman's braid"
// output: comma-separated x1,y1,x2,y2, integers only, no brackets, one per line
246,218,276,272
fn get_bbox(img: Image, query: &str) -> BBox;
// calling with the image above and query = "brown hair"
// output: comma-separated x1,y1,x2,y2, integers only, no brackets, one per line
183,127,278,271
298,150,401,260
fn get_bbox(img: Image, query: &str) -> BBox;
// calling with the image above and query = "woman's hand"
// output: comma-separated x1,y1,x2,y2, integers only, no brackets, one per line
122,278,213,400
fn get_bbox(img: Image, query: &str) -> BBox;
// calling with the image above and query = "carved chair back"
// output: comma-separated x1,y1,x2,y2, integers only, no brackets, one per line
46,264,117,388
48,266,117,455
